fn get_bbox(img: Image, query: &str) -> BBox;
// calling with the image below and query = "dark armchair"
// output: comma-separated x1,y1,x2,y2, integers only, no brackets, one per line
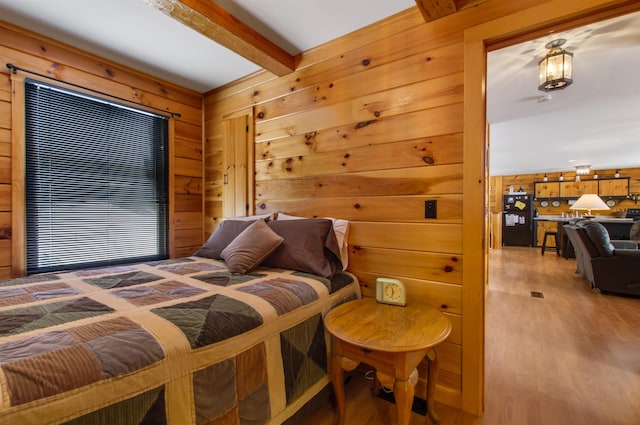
563,220,640,297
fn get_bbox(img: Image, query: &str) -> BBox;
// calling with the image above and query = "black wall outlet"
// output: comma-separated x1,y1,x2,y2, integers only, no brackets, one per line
425,200,437,219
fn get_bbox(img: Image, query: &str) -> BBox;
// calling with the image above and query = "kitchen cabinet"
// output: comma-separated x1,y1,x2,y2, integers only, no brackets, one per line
535,221,557,247
534,182,560,199
560,180,598,198
598,178,629,198
534,177,629,200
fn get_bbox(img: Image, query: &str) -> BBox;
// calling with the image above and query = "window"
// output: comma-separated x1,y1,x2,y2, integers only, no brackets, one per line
25,80,169,274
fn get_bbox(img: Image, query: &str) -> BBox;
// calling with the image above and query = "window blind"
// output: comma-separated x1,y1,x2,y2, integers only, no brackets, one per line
25,79,169,274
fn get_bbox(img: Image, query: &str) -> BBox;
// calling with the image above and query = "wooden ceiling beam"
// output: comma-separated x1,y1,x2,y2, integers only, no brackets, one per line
415,0,457,21
143,0,296,76
414,0,488,22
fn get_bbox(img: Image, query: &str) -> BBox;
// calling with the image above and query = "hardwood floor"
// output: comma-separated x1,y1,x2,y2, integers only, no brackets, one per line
288,247,640,425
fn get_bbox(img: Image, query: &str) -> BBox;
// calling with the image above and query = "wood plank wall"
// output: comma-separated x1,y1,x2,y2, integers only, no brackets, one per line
490,168,640,247
203,0,544,409
0,75,10,277
0,21,204,278
491,168,640,215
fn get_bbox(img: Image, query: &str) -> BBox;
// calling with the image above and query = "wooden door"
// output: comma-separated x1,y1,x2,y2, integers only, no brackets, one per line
222,109,254,218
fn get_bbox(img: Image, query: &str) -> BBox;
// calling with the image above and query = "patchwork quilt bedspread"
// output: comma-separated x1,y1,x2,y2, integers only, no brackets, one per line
0,257,360,424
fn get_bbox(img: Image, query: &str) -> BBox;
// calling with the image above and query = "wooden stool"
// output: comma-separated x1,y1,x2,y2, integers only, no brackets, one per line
541,231,559,256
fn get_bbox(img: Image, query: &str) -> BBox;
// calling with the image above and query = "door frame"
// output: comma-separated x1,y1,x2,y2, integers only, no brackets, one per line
462,0,640,415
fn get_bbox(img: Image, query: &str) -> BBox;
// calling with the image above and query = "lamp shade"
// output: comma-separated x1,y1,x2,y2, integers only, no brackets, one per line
570,194,610,216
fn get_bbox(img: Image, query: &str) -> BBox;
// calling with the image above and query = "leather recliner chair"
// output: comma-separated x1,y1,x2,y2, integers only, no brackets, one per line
563,221,640,297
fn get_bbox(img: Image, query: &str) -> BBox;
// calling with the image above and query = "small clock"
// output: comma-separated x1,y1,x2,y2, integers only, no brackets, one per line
375,278,406,306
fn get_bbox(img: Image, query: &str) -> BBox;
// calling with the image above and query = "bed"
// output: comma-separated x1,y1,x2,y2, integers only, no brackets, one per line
0,217,359,424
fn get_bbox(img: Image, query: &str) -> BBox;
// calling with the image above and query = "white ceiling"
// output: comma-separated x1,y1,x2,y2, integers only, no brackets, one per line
0,0,415,92
487,11,640,176
0,1,638,176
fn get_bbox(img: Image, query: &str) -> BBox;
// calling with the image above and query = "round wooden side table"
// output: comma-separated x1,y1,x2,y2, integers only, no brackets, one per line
324,297,452,425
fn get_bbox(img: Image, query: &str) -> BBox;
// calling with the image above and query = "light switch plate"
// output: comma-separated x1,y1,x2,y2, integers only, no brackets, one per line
425,200,437,219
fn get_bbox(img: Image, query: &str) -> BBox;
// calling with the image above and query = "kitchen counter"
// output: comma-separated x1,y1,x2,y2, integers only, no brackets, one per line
534,215,633,223
534,216,634,258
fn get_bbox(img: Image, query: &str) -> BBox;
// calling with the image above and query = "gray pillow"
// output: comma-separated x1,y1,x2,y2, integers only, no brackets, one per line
193,220,255,259
263,219,343,278
581,221,615,257
221,219,284,274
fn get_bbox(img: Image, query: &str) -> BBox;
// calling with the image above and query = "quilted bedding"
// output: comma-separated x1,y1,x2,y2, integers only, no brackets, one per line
0,257,360,424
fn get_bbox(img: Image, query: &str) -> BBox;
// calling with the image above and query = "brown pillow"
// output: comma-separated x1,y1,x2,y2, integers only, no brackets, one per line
221,219,284,274
276,213,350,270
263,219,343,278
193,220,256,259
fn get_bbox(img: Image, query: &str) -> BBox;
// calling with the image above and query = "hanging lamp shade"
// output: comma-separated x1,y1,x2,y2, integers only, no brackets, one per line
538,39,573,92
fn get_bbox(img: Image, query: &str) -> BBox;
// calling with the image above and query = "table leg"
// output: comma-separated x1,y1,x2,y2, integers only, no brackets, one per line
330,354,346,425
426,348,441,424
393,378,415,425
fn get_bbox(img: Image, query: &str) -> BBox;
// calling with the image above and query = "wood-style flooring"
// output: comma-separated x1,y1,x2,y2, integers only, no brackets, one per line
287,247,640,425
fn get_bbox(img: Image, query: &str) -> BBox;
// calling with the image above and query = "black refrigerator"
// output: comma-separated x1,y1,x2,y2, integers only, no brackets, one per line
502,194,533,246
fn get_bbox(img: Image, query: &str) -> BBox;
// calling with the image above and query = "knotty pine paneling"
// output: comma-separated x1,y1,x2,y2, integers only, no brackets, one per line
255,102,463,145
0,239,10,267
203,0,588,412
0,138,9,158
0,212,9,240
1,48,201,127
256,165,463,200
254,53,463,125
0,101,9,129
203,128,224,234
0,83,9,101
0,183,11,212
174,211,204,231
493,167,640,216
356,270,461,314
174,176,203,196
174,157,203,178
491,168,640,248
349,222,462,254
256,135,462,180
174,137,203,161
0,21,204,275
0,74,9,277
349,247,461,285
0,156,9,183
256,195,462,224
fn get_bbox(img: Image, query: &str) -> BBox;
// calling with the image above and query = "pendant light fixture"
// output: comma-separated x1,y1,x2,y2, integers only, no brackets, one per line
575,165,590,176
538,39,573,92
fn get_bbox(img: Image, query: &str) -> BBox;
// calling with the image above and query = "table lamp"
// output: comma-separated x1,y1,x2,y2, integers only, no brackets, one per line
570,194,610,218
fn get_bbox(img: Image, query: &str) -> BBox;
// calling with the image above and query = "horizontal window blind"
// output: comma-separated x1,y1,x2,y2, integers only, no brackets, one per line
25,80,169,274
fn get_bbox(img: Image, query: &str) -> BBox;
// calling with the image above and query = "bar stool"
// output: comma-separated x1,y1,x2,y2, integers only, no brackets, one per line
541,231,559,256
